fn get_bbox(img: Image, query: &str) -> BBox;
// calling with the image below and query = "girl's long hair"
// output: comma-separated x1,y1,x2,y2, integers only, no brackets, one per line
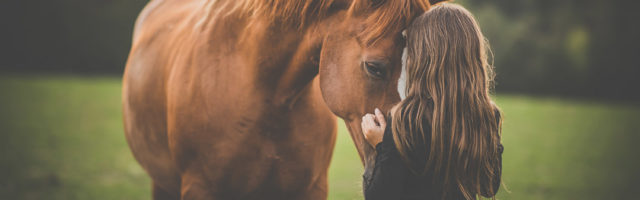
391,3,502,199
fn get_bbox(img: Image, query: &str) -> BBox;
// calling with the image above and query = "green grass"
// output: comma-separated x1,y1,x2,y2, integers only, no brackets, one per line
1,75,639,200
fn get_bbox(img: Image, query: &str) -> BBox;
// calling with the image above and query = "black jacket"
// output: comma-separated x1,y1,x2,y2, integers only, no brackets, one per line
363,120,503,200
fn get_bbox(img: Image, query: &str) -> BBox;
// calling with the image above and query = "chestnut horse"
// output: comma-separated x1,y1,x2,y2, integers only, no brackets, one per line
123,0,440,199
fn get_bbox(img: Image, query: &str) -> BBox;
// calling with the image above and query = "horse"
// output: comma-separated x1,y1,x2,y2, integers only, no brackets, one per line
122,0,441,199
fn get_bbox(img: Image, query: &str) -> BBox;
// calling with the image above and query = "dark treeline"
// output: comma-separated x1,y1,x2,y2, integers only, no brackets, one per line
1,0,638,100
0,0,147,74
461,0,640,100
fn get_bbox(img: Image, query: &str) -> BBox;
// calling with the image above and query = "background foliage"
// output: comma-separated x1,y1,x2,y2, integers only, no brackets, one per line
0,0,147,73
1,0,639,100
458,0,640,100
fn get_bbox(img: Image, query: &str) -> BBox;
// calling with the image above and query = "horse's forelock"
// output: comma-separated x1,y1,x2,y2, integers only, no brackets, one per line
348,0,431,46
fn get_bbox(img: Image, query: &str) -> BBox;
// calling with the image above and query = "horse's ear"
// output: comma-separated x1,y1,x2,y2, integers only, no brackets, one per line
429,0,448,5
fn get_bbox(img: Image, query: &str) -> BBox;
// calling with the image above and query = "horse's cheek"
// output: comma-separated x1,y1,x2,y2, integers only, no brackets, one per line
318,63,349,118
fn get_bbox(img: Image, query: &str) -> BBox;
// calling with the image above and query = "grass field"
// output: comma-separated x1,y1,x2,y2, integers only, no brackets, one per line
1,75,639,200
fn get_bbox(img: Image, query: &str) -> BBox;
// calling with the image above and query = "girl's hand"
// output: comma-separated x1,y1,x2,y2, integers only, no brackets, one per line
361,108,387,147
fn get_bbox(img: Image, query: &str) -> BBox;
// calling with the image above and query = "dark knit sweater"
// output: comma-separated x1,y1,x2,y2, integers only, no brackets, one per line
363,120,503,200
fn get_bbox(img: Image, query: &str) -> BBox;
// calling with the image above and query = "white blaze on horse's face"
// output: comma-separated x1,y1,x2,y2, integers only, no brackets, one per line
397,47,408,100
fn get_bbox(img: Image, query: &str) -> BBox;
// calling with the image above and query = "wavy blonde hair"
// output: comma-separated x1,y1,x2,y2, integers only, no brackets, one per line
391,3,502,199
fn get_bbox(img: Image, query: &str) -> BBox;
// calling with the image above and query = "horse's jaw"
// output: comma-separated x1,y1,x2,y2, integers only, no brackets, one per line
342,118,378,178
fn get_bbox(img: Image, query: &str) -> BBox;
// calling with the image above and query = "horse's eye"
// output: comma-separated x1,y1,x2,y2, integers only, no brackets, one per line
364,61,386,79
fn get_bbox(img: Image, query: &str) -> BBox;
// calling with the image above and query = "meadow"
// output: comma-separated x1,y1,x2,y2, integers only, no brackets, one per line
1,75,638,200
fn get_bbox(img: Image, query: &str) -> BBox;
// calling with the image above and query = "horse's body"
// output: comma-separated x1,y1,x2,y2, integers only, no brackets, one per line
123,0,435,199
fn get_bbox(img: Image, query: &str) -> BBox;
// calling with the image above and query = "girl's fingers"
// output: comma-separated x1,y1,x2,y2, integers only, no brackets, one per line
361,116,369,129
361,114,372,129
374,108,386,127
361,113,384,136
364,114,375,127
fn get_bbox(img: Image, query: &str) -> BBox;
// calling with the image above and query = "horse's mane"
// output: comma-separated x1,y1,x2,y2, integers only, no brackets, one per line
205,0,437,45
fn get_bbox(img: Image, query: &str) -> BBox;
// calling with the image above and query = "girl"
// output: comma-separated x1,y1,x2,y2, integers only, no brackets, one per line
361,3,503,200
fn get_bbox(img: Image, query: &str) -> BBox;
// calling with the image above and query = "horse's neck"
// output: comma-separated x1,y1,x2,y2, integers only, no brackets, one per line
198,6,332,108
252,23,325,108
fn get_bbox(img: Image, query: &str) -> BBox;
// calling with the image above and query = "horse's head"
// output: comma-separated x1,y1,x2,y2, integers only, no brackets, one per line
317,0,443,174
